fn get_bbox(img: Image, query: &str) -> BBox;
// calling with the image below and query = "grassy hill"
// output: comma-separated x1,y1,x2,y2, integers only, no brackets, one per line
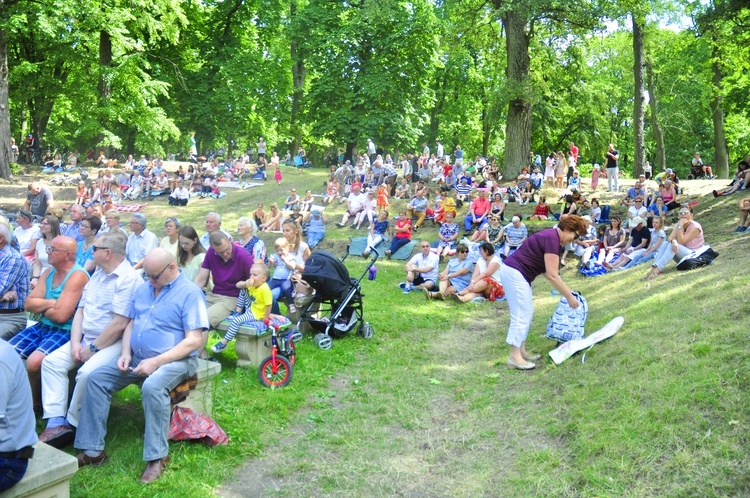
5,167,746,497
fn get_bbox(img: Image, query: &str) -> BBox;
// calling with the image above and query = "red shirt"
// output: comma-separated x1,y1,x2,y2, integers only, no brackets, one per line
471,197,491,217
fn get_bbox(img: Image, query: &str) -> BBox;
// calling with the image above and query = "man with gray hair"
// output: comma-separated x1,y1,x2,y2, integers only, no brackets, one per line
199,212,232,249
63,204,86,242
0,223,30,340
37,232,141,448
126,213,158,269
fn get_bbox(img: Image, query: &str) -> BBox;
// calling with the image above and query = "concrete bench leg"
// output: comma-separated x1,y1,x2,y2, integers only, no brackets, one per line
174,359,221,417
0,442,78,498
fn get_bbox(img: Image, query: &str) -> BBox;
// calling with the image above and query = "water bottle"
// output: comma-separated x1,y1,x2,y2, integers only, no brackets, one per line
368,265,377,281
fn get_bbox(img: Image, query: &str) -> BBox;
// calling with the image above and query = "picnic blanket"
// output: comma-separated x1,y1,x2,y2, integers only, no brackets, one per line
347,236,418,260
116,203,148,212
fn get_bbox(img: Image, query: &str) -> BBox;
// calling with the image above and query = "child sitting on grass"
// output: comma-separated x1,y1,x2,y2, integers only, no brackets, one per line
210,262,290,354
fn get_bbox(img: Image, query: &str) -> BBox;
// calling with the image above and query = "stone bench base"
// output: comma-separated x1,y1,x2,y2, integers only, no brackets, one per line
215,320,271,368
0,442,77,498
173,358,221,417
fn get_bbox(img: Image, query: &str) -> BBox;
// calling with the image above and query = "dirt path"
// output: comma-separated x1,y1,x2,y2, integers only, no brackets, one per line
217,307,561,497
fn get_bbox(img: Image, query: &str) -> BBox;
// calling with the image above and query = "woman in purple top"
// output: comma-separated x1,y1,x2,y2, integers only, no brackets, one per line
499,216,589,370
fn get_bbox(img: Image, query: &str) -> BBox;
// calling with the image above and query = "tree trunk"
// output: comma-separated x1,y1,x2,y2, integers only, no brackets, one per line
290,0,305,157
99,30,112,103
645,56,666,172
0,16,11,180
345,141,357,163
710,44,729,178
481,106,490,157
501,10,531,179
632,16,646,177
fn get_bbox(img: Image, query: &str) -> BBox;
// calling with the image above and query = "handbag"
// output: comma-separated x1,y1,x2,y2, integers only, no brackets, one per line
546,291,588,343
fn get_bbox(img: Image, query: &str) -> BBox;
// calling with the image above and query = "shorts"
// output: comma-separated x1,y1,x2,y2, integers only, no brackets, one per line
413,275,436,288
8,322,70,359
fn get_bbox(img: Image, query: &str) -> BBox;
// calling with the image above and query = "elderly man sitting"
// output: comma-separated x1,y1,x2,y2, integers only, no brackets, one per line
407,188,429,231
0,223,30,341
73,248,208,484
38,232,141,448
8,236,89,384
398,240,439,294
199,212,232,249
126,213,159,270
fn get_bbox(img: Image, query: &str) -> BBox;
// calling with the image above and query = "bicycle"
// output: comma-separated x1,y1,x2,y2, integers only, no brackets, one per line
257,323,302,388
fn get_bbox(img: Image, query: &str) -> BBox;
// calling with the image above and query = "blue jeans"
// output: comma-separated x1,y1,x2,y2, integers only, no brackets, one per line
268,278,293,306
307,231,325,248
0,458,28,492
389,237,411,254
74,356,197,461
464,213,486,231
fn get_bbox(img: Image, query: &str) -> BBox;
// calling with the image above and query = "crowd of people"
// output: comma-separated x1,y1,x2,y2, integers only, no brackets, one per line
0,138,734,491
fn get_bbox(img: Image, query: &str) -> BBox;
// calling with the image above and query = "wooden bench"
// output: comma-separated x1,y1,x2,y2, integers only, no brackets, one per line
169,358,221,417
0,442,77,498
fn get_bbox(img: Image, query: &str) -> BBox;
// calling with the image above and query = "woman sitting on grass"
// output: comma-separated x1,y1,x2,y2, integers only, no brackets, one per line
385,209,412,258
364,211,390,257
645,206,705,280
621,216,668,269
260,203,283,231
528,196,552,220
595,215,626,267
323,178,340,205
489,192,506,222
435,211,459,260
452,242,504,303
424,243,474,300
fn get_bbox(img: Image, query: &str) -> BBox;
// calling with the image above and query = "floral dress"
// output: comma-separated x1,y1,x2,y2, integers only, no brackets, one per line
487,226,503,252
437,222,459,250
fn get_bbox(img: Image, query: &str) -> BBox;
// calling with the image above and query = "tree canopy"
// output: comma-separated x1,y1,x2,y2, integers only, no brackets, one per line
1,0,749,179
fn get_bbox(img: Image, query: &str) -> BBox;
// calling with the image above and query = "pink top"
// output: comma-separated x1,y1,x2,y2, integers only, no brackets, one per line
662,187,675,203
682,220,705,250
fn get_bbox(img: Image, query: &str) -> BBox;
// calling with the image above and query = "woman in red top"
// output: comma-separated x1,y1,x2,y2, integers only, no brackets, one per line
528,196,553,220
385,209,412,258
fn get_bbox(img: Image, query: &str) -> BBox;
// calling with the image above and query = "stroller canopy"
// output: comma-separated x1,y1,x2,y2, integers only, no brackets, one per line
301,250,352,301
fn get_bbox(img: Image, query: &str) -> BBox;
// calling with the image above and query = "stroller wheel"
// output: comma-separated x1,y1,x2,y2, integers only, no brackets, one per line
289,329,304,344
314,333,333,350
359,322,374,339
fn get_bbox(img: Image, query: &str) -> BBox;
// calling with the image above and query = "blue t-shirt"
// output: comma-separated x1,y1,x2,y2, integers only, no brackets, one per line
271,253,292,281
446,257,474,291
373,220,389,235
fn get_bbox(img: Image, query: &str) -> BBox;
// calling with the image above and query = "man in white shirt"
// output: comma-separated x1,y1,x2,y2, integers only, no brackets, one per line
38,232,140,448
436,140,444,159
337,184,366,227
126,213,159,269
168,180,190,206
399,241,439,293
199,212,232,249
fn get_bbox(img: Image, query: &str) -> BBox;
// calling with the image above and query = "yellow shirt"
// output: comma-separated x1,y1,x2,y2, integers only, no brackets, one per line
248,282,272,320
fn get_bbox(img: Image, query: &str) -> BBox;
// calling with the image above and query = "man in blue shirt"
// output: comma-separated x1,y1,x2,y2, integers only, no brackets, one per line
0,339,38,492
0,224,29,340
73,248,208,484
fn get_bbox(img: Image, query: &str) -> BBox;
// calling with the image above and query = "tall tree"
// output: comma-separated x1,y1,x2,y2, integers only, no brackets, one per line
632,14,646,177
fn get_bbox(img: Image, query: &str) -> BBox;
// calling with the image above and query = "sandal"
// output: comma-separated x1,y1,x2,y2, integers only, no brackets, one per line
644,267,661,280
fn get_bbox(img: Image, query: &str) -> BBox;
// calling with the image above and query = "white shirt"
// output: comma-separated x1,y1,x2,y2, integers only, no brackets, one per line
347,192,367,212
13,224,41,254
477,255,502,282
78,260,141,346
171,186,190,200
408,252,440,283
126,229,159,266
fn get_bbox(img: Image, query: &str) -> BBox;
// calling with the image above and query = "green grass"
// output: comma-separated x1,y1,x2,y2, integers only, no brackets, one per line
13,168,749,496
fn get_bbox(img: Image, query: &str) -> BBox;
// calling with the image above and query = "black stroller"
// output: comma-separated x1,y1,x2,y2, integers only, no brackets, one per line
295,248,378,350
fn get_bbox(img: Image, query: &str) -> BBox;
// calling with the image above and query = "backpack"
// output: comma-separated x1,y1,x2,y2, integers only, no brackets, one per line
546,292,588,343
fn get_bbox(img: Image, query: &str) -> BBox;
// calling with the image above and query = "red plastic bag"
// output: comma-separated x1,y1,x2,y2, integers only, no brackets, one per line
168,406,228,446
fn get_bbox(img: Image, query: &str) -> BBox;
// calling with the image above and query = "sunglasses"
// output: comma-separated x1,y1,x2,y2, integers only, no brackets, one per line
92,245,110,252
145,263,171,281
457,249,468,253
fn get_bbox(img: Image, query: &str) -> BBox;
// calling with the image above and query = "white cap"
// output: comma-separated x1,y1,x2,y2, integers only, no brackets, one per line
632,216,644,226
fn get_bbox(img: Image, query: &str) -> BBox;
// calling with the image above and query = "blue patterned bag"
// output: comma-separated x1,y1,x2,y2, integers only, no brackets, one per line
546,292,588,343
